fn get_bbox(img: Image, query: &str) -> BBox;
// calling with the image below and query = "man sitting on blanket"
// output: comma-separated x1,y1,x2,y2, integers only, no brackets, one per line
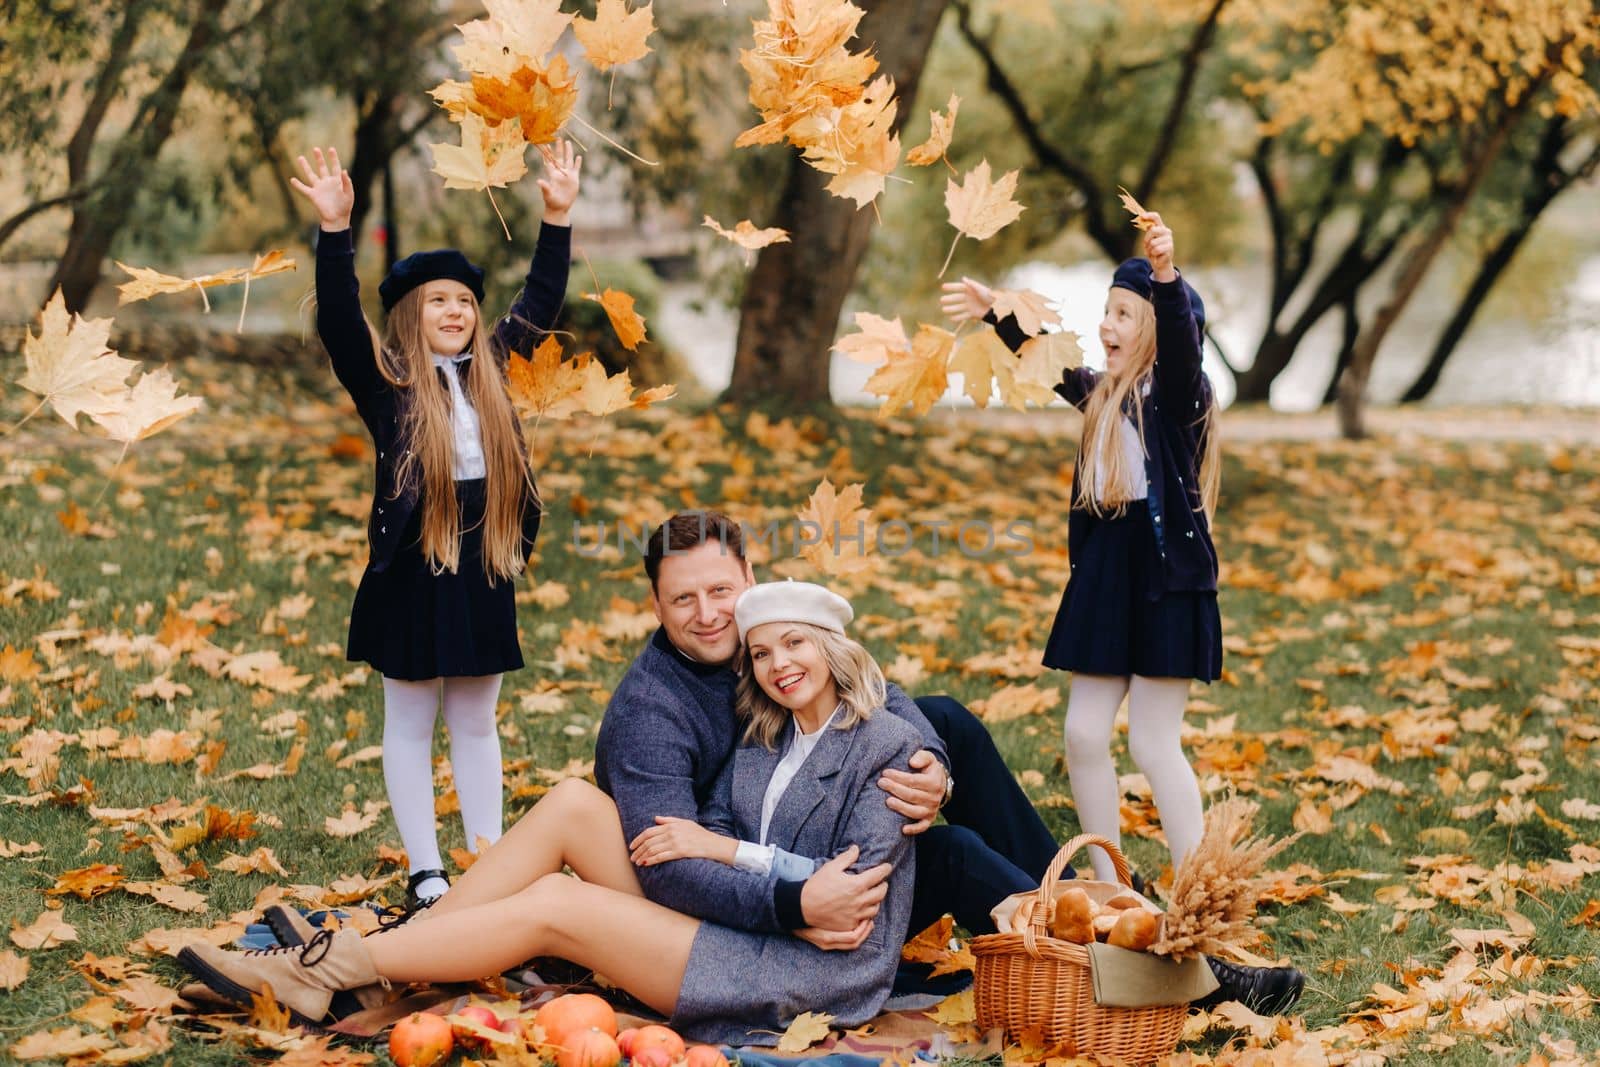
595,511,1303,1014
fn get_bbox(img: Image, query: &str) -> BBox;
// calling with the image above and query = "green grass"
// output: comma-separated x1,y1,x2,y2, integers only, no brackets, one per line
2,359,1598,1064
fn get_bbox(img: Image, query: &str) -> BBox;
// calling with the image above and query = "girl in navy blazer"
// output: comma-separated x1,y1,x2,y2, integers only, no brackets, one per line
289,144,580,910
942,214,1221,885
179,582,921,1046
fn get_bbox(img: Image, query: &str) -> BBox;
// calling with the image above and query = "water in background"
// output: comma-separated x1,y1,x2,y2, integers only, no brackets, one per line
660,254,1600,410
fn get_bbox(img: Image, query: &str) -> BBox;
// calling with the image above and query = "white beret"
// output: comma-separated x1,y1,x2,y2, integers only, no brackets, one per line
735,580,854,644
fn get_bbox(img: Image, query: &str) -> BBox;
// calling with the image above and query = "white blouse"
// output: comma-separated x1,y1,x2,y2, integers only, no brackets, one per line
431,353,487,481
732,705,842,878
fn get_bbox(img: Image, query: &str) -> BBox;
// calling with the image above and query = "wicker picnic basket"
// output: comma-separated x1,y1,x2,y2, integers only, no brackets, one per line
971,834,1188,1065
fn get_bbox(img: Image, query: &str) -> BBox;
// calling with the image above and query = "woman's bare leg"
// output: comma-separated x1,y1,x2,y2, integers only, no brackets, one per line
426,778,641,917
365,874,696,1015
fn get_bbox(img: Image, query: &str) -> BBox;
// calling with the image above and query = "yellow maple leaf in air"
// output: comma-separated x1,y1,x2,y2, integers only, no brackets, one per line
703,215,790,264
429,113,529,238
454,0,574,77
584,288,648,351
114,250,296,306
833,312,910,365
989,287,1060,337
948,327,1020,411
15,289,137,428
797,477,875,577
1118,186,1154,231
863,324,954,418
89,368,203,444
573,0,655,71
906,93,960,167
941,160,1025,276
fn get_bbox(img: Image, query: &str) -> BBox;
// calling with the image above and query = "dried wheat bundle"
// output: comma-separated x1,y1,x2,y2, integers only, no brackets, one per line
1150,796,1299,962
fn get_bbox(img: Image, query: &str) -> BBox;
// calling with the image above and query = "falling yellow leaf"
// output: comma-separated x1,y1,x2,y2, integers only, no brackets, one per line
1014,330,1082,396
948,327,1019,411
114,251,296,307
989,287,1060,337
703,215,791,262
454,0,574,75
796,478,874,577
15,289,137,428
1118,186,1154,230
833,312,911,365
863,324,954,418
429,112,530,239
89,368,204,444
572,0,655,72
583,288,648,351
906,93,960,166
941,160,1025,276
776,1011,834,1053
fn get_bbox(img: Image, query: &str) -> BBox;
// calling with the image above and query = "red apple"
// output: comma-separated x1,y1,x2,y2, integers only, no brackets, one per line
389,1012,454,1067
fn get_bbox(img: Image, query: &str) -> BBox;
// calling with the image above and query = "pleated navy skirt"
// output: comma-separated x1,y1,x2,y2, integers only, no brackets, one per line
1042,500,1222,682
346,478,524,681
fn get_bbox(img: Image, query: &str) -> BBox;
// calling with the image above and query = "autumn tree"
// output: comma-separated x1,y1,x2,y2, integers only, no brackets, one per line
1237,0,1600,436
727,0,953,407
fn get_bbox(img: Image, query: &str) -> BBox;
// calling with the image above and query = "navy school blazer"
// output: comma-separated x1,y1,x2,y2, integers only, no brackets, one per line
314,224,571,571
990,276,1219,596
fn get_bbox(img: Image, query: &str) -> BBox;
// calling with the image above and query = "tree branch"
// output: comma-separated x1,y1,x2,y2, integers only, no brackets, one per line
1134,0,1228,201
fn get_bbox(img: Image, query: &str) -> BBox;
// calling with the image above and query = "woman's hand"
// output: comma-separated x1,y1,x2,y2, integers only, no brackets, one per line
288,147,355,233
939,276,995,325
629,816,737,867
1144,213,1177,283
538,140,582,227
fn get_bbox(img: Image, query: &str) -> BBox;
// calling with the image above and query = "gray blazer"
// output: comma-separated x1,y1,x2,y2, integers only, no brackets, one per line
670,706,922,1046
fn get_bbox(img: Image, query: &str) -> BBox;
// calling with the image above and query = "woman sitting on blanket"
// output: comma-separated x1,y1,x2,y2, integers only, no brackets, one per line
178,581,922,1047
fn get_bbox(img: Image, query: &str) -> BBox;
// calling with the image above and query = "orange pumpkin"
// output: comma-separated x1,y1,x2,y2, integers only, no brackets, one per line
536,993,619,1045
558,1027,622,1067
631,1024,686,1062
389,1012,454,1067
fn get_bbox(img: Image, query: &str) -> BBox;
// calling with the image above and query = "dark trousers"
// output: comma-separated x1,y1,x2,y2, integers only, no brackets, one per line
907,695,1068,935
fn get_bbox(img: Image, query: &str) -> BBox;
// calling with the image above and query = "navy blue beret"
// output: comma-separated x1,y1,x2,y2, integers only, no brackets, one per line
1110,256,1206,335
379,249,486,312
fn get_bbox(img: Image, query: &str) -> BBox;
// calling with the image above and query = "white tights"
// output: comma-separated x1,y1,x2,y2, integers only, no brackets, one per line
381,674,506,898
1063,674,1204,882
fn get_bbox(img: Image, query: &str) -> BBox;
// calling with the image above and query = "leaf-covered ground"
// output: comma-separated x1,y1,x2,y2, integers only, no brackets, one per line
2,360,1598,1065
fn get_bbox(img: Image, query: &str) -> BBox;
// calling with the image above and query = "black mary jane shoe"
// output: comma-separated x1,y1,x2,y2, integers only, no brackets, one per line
1196,956,1307,1016
403,869,450,913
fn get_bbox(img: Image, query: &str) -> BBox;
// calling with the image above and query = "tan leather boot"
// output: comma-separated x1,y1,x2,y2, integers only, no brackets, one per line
178,928,384,1025
261,906,399,1015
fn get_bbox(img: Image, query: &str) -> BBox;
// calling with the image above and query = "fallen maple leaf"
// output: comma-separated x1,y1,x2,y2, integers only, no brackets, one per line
9,1027,115,1062
10,908,78,950
584,288,648,350
1118,186,1154,230
923,988,975,1027
941,160,1025,276
0,950,27,991
15,289,137,429
0,644,41,682
249,983,294,1034
70,995,129,1030
906,93,960,167
46,864,125,900
703,215,791,263
88,368,204,445
324,805,380,838
114,975,187,1014
278,1035,378,1066
776,1011,834,1053
125,881,208,914
863,324,954,417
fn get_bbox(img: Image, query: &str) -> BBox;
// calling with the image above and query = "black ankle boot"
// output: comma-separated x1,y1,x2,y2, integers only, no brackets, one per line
1196,957,1306,1016
404,869,449,913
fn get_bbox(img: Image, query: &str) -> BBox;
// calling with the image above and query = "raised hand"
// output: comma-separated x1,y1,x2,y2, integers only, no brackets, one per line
537,140,582,226
939,276,995,325
289,147,355,232
1143,212,1177,283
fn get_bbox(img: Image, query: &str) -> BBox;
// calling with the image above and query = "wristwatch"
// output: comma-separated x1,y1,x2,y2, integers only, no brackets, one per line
941,769,955,808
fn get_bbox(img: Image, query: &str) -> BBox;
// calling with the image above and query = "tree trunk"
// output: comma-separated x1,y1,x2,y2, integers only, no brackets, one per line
46,0,230,311
1400,115,1588,403
728,0,951,406
1335,83,1545,437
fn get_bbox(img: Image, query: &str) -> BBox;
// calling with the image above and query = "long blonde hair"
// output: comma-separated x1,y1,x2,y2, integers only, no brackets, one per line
735,624,887,750
370,291,534,580
1078,296,1221,520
